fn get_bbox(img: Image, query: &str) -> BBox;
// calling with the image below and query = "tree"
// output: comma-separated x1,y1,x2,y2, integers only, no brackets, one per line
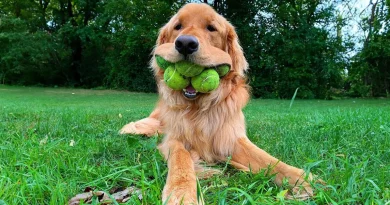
0,15,70,85
349,0,390,97
212,0,349,99
1,0,383,99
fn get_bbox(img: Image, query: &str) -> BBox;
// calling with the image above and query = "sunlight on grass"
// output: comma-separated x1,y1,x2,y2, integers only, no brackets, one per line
0,85,389,204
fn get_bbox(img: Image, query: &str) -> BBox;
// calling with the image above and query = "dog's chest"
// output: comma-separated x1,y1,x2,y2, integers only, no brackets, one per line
163,106,246,160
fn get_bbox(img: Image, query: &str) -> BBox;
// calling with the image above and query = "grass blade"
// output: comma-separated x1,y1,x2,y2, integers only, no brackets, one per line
289,87,299,109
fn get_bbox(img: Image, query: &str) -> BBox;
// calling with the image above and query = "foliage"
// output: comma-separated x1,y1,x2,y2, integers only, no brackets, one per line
0,16,70,85
0,0,389,98
348,0,390,97
101,0,182,92
212,0,350,99
0,0,181,91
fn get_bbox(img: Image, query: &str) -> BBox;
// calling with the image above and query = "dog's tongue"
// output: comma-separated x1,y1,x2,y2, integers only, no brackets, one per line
183,85,197,99
186,85,196,94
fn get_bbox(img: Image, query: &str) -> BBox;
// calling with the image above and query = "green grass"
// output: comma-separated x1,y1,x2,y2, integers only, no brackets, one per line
0,85,389,204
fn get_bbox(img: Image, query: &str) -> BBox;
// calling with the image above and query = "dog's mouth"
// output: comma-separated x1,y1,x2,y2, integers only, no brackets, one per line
154,43,232,100
183,85,198,99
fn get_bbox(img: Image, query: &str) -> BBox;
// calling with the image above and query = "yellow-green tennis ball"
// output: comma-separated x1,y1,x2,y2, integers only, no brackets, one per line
191,69,220,93
156,55,173,70
215,65,230,77
164,66,190,90
176,61,205,77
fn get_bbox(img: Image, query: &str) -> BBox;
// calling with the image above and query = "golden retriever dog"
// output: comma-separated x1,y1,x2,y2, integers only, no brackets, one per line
121,3,315,204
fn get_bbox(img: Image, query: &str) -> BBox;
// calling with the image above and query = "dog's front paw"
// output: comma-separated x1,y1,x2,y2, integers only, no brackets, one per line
284,171,324,200
119,122,139,134
119,118,162,136
286,180,313,200
162,187,201,205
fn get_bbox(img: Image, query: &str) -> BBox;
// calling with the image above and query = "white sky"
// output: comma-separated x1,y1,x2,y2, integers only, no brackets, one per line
350,0,370,35
336,0,372,53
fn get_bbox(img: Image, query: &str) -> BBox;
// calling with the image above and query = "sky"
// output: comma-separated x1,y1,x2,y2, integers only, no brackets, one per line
349,0,371,36
337,0,372,53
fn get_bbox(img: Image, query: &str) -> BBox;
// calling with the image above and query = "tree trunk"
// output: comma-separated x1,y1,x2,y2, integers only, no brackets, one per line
84,0,91,26
364,0,378,47
39,0,50,30
66,0,82,85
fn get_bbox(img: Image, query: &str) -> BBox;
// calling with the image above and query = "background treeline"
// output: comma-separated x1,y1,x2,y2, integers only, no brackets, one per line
0,0,389,99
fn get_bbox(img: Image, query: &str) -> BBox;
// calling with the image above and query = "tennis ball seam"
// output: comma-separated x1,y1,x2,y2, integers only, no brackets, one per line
182,64,195,74
200,76,214,91
201,76,213,83
166,68,177,83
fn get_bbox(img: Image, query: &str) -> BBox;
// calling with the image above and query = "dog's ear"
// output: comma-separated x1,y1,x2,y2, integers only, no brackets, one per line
226,24,248,76
157,25,169,46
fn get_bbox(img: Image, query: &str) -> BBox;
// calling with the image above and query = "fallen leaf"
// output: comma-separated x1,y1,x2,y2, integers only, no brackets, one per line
112,186,143,201
69,139,75,147
68,191,93,205
336,153,345,158
68,186,142,205
39,135,48,145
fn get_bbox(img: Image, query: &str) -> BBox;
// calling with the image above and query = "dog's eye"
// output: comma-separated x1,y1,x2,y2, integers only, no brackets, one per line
207,25,217,32
174,24,182,30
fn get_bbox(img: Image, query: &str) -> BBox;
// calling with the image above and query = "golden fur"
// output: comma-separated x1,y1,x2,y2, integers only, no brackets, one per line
121,3,316,204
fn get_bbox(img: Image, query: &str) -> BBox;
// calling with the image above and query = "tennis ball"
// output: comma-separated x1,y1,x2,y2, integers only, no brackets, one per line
215,65,230,77
156,55,173,70
164,66,190,90
191,69,220,93
176,61,205,77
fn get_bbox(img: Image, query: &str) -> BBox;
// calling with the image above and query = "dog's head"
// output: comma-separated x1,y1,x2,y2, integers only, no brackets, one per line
152,3,248,104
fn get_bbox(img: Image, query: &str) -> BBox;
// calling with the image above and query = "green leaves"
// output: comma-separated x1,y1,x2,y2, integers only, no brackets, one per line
225,0,348,99
0,16,69,85
0,0,388,98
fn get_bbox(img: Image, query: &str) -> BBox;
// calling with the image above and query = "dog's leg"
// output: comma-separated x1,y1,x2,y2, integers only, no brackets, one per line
119,108,163,136
159,140,201,205
230,138,314,200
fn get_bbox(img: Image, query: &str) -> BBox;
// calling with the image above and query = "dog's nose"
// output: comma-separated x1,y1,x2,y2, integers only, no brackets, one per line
175,35,199,55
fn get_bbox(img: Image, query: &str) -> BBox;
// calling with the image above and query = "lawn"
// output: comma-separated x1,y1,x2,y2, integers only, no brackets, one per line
0,85,389,205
